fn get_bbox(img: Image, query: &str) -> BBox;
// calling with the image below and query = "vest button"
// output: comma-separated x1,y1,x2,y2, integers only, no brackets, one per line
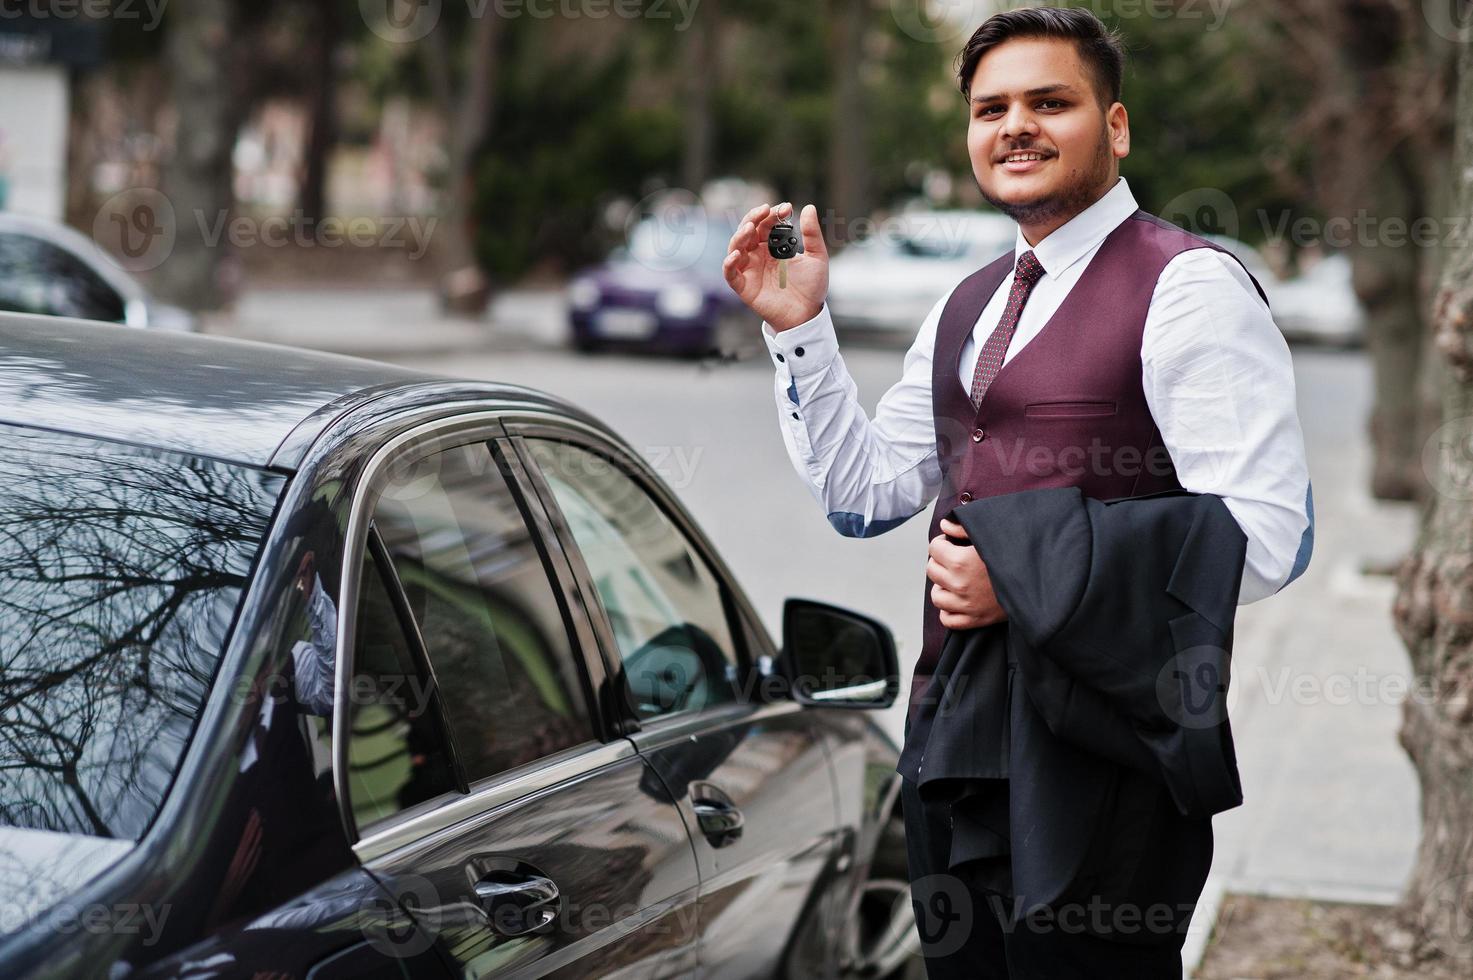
972,427,986,443
959,491,974,503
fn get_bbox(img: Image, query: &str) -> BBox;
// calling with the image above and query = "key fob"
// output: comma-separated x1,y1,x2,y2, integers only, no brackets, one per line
768,219,804,260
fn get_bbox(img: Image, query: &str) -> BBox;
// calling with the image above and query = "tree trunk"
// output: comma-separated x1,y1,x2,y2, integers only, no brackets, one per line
1356,146,1428,501
423,9,504,314
298,0,341,226
1263,1,1452,501
680,0,718,193
157,0,238,312
1392,19,1473,971
827,0,868,244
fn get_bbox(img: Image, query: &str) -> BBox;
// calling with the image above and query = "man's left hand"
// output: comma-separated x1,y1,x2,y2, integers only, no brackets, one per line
928,518,1008,630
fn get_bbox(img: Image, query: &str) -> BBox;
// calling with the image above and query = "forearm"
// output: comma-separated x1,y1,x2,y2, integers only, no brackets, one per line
764,302,941,537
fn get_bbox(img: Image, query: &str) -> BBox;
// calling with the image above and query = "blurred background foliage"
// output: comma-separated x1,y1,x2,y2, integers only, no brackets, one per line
74,0,1335,289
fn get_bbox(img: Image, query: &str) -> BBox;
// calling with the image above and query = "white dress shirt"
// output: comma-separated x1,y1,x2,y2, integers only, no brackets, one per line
760,176,1313,603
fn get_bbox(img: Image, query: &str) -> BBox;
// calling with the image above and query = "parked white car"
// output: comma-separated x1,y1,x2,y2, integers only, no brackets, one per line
0,213,196,331
1268,253,1365,347
1207,235,1364,348
827,209,1016,340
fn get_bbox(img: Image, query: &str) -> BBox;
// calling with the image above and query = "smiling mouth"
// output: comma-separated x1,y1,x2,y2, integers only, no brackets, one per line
999,152,1051,165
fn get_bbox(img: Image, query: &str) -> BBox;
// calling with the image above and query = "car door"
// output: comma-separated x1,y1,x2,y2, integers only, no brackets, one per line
509,425,843,979
335,425,702,979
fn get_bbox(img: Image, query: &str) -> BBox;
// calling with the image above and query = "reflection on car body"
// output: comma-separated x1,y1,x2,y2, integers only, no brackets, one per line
0,312,919,980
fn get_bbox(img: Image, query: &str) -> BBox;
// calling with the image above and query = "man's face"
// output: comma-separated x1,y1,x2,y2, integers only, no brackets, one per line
965,37,1128,234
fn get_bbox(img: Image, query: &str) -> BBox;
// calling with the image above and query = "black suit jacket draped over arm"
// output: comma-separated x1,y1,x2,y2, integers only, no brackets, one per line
896,486,1248,928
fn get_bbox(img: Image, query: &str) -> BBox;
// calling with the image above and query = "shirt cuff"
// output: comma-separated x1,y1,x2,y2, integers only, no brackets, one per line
761,302,839,377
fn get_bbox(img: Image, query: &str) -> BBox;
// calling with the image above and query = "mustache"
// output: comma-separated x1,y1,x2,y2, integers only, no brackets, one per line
996,147,1055,162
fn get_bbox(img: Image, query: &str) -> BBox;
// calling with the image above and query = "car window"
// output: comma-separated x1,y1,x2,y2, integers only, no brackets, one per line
0,232,127,323
523,440,740,721
346,547,459,831
369,441,594,784
0,426,284,844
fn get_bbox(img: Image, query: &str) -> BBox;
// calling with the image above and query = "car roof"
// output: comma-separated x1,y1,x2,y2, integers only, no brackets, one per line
0,312,564,470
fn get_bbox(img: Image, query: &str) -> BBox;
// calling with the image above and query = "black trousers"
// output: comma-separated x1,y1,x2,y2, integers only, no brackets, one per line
901,774,1185,979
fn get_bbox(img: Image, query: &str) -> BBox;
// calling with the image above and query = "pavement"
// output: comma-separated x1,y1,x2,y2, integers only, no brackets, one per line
210,285,1423,978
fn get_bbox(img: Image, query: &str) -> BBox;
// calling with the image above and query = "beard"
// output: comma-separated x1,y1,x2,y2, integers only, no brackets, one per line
979,126,1114,228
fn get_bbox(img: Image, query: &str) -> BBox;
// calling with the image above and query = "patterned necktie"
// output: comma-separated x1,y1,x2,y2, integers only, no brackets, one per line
969,249,1045,408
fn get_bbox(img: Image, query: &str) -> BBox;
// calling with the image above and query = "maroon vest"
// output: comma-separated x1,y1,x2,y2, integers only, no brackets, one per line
910,211,1268,715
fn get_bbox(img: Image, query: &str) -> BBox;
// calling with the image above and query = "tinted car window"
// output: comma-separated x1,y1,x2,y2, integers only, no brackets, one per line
371,441,594,783
0,232,128,323
346,548,458,831
524,440,740,721
0,426,284,840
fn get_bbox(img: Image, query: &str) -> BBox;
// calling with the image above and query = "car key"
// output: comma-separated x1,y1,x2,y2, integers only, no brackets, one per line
767,213,803,288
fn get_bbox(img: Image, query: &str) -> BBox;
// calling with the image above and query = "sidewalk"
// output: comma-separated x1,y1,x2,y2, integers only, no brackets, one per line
203,285,568,357
1180,350,1421,975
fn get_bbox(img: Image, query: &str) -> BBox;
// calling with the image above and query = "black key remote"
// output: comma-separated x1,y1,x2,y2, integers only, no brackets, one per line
767,219,804,260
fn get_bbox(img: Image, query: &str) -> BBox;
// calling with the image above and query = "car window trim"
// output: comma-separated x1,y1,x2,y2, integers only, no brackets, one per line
504,424,762,734
364,522,471,794
491,436,624,740
353,738,636,865
334,415,606,845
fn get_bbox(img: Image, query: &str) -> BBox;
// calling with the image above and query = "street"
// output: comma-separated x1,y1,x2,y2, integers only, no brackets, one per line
218,285,1421,972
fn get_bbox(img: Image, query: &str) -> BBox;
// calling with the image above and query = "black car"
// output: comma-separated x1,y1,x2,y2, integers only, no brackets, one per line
0,314,920,979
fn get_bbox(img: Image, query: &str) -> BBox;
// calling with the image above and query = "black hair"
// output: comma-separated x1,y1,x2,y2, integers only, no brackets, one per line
955,5,1127,109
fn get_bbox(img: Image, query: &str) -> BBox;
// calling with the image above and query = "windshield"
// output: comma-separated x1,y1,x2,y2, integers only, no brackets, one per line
0,426,285,843
624,210,737,279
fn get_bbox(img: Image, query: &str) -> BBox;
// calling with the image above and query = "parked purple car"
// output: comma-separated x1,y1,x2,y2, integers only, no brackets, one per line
569,207,758,357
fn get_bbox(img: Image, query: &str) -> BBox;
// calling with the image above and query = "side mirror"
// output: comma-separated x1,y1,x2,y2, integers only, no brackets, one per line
780,598,899,710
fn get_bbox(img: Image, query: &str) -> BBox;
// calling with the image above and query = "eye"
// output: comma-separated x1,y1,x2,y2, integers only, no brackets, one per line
974,104,1003,118
1039,99,1066,110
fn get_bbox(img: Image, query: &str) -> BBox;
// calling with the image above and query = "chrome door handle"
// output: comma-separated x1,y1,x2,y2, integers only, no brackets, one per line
692,798,744,847
474,872,560,937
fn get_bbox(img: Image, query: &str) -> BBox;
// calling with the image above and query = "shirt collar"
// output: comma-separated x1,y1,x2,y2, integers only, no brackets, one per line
1011,176,1138,279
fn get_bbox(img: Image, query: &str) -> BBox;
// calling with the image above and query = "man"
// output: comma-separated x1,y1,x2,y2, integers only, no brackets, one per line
722,6,1312,978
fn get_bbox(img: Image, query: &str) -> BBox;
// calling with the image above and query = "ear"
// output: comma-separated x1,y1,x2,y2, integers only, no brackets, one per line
1108,102,1130,160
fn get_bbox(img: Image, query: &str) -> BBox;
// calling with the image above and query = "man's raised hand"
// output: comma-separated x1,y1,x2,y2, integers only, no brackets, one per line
722,201,828,332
